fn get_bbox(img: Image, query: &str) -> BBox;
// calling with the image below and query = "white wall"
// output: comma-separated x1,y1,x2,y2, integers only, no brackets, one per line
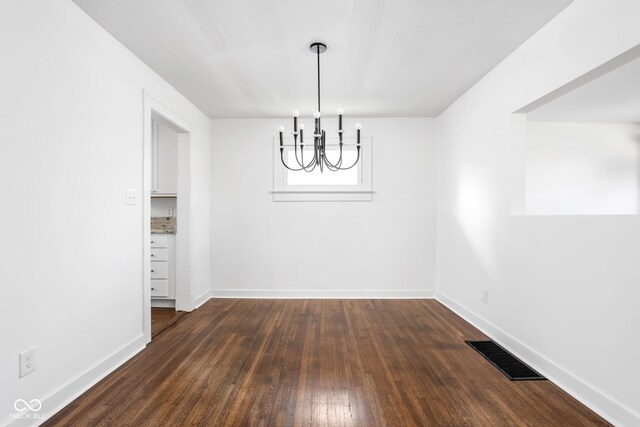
526,121,640,215
436,1,640,425
0,1,210,424
151,198,177,218
211,118,437,298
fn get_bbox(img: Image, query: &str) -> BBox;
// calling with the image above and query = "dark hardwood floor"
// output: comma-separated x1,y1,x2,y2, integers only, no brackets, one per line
45,300,609,426
151,307,187,338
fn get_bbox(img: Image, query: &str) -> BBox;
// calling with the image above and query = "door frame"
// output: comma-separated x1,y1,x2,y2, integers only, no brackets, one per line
142,91,193,343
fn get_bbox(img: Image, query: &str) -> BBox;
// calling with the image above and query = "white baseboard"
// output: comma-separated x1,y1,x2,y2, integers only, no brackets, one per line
150,299,175,308
210,289,436,299
5,334,146,427
194,290,212,308
436,291,640,427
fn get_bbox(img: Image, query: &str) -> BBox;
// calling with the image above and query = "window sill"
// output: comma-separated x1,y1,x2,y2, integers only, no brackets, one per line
271,190,374,202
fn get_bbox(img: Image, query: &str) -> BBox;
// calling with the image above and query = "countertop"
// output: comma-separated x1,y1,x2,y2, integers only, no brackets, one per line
151,217,177,234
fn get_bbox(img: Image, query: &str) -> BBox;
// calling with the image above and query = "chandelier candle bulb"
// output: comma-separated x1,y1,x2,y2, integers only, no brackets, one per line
292,110,299,141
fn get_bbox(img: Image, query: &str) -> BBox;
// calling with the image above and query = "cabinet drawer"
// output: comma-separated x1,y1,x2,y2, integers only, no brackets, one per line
150,235,168,248
150,262,168,279
150,279,169,297
150,248,168,261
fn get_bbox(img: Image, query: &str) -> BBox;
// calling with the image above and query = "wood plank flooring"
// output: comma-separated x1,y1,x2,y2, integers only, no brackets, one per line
45,300,609,426
151,308,187,338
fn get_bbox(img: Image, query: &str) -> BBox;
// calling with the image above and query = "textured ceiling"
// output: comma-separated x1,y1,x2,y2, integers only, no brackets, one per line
73,0,573,118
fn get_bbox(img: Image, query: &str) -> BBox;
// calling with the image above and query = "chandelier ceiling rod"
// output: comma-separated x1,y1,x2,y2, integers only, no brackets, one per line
316,43,321,112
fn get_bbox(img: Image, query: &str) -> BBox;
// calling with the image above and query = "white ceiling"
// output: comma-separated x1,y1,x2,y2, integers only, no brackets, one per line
73,0,573,118
528,55,640,123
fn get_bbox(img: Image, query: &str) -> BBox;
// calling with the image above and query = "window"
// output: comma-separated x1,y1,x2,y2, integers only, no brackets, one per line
273,136,372,201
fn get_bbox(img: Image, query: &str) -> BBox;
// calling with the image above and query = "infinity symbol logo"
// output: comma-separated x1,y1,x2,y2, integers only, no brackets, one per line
14,399,42,412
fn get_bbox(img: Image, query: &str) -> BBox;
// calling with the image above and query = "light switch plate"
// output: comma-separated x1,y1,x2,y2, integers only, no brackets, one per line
125,188,137,205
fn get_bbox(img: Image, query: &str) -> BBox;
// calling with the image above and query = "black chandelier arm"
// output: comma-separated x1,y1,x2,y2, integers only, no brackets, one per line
323,159,342,172
293,139,313,168
328,146,361,171
321,145,344,170
295,143,318,172
315,135,323,171
280,141,360,172
280,149,307,171
341,146,362,170
293,142,304,168
319,136,346,172
318,131,327,173
281,143,318,172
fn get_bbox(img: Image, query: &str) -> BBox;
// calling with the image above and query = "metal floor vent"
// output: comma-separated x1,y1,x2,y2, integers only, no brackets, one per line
466,341,546,381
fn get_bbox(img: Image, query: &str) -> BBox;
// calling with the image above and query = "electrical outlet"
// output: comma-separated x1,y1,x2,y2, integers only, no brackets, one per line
482,289,489,303
20,348,36,378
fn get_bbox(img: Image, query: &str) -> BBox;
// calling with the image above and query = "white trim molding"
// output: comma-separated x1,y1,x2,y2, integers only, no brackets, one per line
210,289,436,299
194,290,213,308
436,292,640,427
150,299,176,309
143,90,195,343
271,191,373,202
6,335,146,427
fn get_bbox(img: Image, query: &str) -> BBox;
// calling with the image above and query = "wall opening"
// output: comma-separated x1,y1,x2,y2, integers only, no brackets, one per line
512,45,640,215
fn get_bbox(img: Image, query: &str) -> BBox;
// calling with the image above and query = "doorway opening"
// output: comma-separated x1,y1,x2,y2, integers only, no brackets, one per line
143,92,193,342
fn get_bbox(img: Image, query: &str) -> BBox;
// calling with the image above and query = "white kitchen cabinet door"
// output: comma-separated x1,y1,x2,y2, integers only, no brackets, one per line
150,234,168,248
150,247,168,261
150,279,169,297
150,262,168,279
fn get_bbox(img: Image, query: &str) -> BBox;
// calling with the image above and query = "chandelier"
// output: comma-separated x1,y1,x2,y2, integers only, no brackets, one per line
278,42,362,173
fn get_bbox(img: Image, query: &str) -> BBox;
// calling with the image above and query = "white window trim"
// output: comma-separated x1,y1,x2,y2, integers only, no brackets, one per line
272,136,373,202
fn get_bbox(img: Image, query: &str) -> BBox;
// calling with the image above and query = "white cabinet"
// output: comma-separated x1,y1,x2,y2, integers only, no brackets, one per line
150,235,168,247
150,233,175,299
151,120,178,195
150,279,169,297
150,247,167,260
150,262,168,280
